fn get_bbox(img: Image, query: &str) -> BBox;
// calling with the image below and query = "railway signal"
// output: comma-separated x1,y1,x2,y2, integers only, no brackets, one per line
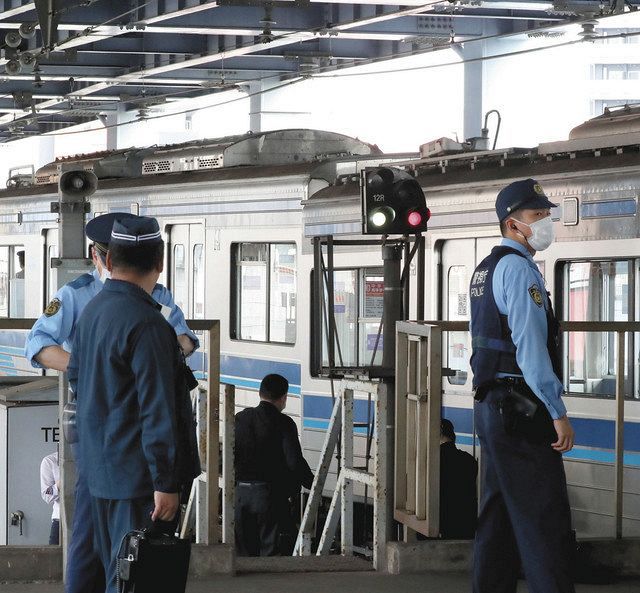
360,166,430,235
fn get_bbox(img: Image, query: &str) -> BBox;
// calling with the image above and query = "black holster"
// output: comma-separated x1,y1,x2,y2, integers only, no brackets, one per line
495,379,556,444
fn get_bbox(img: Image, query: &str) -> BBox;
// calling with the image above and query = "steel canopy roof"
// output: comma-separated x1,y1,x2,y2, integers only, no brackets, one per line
0,0,636,141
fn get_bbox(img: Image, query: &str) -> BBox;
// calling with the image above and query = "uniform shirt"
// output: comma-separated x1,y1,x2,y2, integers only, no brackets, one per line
68,279,181,500
40,452,60,520
235,401,314,497
492,238,566,420
25,269,198,368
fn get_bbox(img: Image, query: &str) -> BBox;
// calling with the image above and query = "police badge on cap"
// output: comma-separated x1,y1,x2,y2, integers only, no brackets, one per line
110,216,162,247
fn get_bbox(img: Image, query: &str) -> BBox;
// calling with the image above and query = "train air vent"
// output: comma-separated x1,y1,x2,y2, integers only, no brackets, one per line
196,154,224,169
36,174,55,185
142,160,172,175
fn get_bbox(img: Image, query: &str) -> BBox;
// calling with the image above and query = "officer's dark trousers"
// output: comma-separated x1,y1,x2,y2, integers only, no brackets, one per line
65,449,104,593
473,386,575,593
91,495,154,593
235,482,291,556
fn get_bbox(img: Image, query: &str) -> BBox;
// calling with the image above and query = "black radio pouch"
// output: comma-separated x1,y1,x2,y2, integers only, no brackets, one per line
117,525,191,593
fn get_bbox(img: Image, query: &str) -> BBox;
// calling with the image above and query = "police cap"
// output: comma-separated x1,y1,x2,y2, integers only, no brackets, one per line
495,178,557,222
86,212,137,244
110,215,162,247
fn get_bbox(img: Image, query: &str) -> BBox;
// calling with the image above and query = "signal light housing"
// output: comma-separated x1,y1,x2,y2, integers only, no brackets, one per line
361,166,430,235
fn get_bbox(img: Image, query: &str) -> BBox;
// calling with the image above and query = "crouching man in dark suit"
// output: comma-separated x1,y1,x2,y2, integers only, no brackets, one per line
68,216,199,593
234,374,314,556
439,419,478,539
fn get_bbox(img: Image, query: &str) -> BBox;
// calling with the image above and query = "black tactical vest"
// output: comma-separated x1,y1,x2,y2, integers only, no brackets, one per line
469,245,561,392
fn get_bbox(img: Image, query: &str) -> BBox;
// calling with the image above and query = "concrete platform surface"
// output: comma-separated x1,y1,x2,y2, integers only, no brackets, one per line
3,572,640,593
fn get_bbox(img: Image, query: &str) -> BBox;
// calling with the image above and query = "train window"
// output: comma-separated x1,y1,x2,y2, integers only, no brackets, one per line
172,244,187,314
231,243,296,344
446,265,469,385
192,244,205,319
562,260,634,398
312,267,383,373
0,246,25,318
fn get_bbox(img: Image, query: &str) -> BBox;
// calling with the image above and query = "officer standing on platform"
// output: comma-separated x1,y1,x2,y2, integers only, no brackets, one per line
24,213,198,593
469,178,575,593
68,215,199,593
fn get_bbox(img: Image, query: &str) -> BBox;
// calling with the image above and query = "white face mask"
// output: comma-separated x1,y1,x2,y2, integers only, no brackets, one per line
514,216,555,251
99,267,111,283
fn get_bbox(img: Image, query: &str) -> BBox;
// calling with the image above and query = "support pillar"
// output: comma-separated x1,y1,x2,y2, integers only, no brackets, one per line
455,40,486,142
247,80,312,133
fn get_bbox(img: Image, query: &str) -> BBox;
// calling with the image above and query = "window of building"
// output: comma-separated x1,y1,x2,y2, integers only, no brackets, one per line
560,259,636,399
592,64,640,80
231,243,296,344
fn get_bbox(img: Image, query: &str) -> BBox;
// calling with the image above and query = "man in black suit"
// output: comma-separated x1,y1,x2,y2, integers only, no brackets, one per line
440,418,478,539
234,374,314,556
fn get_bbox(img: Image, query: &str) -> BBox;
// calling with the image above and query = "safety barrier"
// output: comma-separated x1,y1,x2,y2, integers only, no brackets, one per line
394,319,640,541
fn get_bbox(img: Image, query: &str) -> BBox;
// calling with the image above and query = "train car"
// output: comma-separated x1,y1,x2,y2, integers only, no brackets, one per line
0,112,637,543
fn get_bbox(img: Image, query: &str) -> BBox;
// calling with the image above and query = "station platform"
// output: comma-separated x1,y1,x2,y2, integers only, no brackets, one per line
3,571,640,593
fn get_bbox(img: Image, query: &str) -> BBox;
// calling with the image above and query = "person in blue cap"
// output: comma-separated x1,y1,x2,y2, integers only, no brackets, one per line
469,178,575,593
68,215,199,593
24,212,198,593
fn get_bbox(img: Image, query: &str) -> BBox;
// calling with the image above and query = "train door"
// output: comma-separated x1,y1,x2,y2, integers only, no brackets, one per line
439,237,497,391
168,223,206,336
44,229,58,306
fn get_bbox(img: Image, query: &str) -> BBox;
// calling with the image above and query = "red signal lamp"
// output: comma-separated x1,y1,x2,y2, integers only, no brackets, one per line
407,210,423,227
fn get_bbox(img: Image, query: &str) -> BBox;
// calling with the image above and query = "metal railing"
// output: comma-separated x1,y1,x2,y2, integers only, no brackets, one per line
0,319,225,549
394,319,640,540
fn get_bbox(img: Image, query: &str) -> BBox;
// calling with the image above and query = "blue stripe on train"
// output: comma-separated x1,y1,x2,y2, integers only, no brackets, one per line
303,395,640,453
303,393,377,425
221,354,300,386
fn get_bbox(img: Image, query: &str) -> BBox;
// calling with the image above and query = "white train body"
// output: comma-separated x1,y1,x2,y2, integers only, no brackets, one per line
0,116,638,540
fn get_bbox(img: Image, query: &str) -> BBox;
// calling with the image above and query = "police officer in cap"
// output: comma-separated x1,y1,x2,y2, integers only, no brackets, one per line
25,213,198,593
68,215,200,593
469,178,575,593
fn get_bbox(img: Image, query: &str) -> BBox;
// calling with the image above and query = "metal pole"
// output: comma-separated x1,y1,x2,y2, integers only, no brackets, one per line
327,237,336,370
205,322,221,544
417,236,425,321
615,330,625,539
382,245,402,370
55,166,92,575
313,237,323,376
402,241,410,320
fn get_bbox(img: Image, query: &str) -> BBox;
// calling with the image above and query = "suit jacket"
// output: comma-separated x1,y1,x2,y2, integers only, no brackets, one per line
68,279,181,500
235,400,313,497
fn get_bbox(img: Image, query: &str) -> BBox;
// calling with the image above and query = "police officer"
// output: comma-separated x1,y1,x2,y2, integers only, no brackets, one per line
234,373,314,556
68,215,199,593
24,213,198,593
470,178,575,593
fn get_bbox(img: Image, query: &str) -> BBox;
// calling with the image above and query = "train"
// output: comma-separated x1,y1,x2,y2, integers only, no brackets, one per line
0,111,638,543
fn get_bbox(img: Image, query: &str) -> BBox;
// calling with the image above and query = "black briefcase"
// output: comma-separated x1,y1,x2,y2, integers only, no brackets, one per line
117,527,191,593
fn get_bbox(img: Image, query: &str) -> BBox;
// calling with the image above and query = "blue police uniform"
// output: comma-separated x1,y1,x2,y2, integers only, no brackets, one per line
68,215,197,593
24,215,198,593
470,180,574,593
25,269,198,367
